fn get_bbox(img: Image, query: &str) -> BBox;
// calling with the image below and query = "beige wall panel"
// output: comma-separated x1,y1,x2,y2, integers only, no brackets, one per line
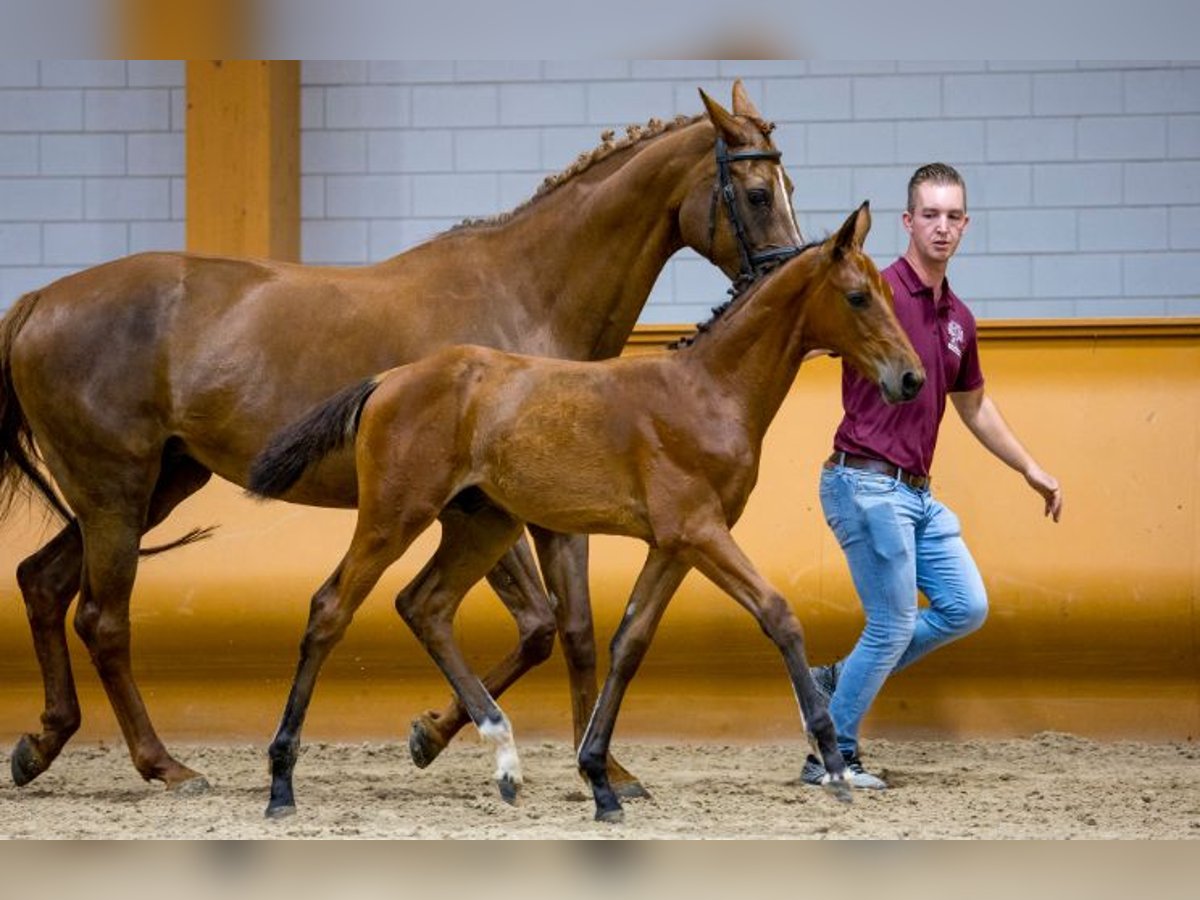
0,324,1196,743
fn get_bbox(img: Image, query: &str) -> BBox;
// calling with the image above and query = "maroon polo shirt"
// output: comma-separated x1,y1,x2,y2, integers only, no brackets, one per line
832,256,984,477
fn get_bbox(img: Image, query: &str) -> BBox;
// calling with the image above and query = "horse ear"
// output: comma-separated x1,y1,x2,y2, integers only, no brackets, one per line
833,201,872,259
699,87,741,144
730,78,763,120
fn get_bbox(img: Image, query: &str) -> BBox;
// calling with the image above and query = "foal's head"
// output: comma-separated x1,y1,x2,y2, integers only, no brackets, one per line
804,203,925,404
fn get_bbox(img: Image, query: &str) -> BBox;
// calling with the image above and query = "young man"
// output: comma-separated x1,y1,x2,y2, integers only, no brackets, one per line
802,163,1063,790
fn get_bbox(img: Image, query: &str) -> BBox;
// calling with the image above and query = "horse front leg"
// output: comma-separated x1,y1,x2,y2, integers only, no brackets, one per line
530,527,649,800
577,549,690,823
407,531,556,769
686,528,851,804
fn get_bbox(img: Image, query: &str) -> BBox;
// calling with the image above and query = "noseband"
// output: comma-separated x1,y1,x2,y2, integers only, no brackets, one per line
709,136,803,291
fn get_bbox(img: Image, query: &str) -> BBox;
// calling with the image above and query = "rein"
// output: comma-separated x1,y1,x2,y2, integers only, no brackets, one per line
708,136,803,292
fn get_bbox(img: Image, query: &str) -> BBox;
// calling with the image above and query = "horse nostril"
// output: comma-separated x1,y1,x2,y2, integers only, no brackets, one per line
902,370,924,399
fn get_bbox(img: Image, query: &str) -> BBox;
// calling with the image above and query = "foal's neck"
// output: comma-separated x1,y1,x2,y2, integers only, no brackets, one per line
679,252,819,441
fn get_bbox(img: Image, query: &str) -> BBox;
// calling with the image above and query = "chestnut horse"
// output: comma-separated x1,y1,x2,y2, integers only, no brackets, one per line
248,203,924,821
0,82,804,794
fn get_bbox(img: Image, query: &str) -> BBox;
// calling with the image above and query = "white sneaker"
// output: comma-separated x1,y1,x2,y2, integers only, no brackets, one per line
801,752,887,790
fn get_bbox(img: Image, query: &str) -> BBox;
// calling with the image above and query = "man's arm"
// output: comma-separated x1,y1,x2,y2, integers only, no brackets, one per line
950,387,1063,522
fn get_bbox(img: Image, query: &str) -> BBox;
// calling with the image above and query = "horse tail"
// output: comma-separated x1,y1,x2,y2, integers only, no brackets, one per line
0,291,73,524
248,376,382,499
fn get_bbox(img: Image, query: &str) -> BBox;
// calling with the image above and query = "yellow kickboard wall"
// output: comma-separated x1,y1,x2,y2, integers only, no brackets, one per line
0,321,1196,743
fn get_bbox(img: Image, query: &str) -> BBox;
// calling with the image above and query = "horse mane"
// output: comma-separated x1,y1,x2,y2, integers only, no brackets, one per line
449,113,705,232
668,237,826,351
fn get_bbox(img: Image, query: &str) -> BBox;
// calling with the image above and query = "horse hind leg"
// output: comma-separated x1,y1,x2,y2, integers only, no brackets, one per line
10,451,212,789
394,501,529,804
530,526,649,800
408,526,556,770
11,522,84,786
70,511,199,789
130,452,214,791
74,454,212,792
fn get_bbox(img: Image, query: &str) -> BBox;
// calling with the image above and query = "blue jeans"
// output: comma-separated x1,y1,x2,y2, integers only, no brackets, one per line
819,464,988,757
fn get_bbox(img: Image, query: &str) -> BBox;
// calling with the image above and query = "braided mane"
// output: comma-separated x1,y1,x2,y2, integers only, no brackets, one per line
451,114,704,232
449,106,778,233
668,237,824,351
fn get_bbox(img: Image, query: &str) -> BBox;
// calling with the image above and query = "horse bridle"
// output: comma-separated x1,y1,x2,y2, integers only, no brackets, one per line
708,136,803,290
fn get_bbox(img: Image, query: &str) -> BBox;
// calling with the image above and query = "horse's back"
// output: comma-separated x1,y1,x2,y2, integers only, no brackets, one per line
12,252,273,345
9,251,269,395
371,346,667,538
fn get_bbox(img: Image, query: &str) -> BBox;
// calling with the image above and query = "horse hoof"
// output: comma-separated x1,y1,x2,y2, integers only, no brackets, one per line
594,806,625,824
11,734,48,787
604,756,648,800
408,713,448,769
265,802,296,820
823,777,853,805
497,774,521,806
614,780,651,801
169,774,212,796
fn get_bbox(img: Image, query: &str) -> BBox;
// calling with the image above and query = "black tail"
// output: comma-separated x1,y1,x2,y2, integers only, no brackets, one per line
0,292,73,524
248,377,381,499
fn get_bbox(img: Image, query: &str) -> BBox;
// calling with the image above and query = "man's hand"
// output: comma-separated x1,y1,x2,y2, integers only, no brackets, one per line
1024,465,1062,522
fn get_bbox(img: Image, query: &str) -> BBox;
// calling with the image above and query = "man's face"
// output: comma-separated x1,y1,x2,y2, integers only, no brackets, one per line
903,182,969,267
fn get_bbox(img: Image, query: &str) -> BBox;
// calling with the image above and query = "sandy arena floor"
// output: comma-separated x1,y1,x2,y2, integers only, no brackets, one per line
1,732,1197,839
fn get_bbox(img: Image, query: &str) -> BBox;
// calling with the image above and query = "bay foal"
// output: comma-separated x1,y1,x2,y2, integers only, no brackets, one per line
249,203,923,821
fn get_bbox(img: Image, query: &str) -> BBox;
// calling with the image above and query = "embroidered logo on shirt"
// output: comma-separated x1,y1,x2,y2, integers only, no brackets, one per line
946,320,965,357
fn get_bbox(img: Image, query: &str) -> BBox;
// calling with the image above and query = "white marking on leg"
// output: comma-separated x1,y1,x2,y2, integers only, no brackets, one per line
789,682,808,735
577,699,602,768
478,716,522,785
791,682,825,758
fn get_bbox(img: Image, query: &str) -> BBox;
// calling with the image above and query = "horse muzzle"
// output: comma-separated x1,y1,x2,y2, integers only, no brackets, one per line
879,366,925,405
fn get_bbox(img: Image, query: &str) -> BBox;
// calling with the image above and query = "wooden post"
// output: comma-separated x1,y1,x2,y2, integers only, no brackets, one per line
186,60,299,261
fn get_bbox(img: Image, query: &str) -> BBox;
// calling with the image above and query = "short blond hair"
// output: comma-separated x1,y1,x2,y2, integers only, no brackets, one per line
907,163,966,212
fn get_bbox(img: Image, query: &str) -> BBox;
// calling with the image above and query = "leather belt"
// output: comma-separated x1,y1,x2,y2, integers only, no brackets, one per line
825,451,931,491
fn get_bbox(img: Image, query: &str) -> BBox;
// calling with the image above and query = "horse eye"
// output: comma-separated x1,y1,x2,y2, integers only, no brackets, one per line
847,292,869,309
747,188,771,208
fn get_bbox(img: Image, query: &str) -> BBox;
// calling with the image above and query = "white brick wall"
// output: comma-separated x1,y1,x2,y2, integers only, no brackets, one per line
1077,117,1167,160
4,61,1198,321
898,119,986,164
298,60,1200,322
0,61,183,304
1033,163,1124,206
0,62,39,88
944,74,1031,118
0,90,84,131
